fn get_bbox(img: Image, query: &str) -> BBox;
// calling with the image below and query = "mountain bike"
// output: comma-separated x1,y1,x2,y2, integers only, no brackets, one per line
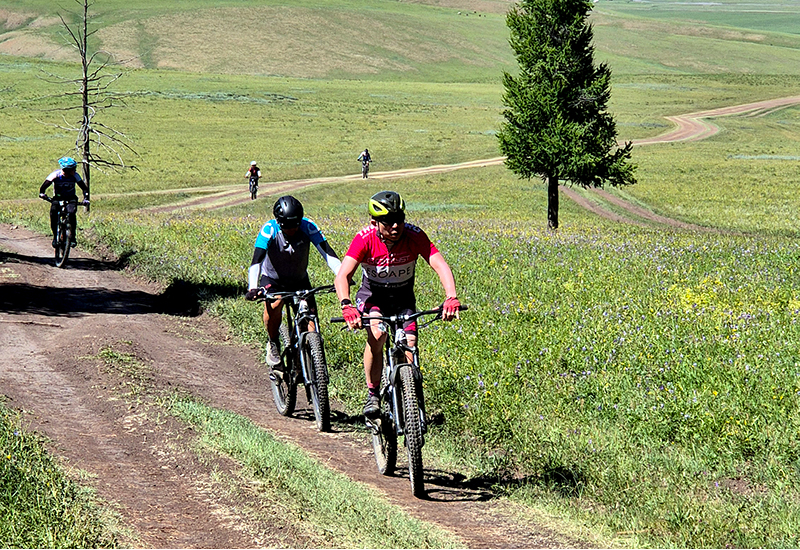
249,176,259,200
41,196,80,268
259,285,335,431
361,159,370,179
332,305,467,497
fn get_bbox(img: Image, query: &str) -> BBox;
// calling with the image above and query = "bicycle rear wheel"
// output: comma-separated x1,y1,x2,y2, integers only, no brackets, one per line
399,364,424,497
269,323,297,416
303,332,330,432
372,368,397,475
55,224,71,268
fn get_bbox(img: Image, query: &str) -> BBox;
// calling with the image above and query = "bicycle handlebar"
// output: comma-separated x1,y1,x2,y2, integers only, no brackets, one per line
256,284,335,303
330,304,468,325
40,196,89,206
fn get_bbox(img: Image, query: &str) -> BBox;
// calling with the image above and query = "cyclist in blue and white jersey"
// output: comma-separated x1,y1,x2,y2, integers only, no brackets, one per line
38,157,89,248
245,195,342,369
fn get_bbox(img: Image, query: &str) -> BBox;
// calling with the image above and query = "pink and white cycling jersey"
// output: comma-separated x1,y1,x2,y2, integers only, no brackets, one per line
345,223,439,294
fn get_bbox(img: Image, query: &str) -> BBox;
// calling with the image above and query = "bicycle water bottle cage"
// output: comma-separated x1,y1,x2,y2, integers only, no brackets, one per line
395,328,407,344
298,300,309,314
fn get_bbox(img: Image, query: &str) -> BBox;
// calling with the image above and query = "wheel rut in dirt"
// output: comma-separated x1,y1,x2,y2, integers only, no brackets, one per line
0,223,583,548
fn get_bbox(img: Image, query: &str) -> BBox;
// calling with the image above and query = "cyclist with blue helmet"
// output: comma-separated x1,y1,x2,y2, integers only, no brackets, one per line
39,157,89,248
245,195,343,370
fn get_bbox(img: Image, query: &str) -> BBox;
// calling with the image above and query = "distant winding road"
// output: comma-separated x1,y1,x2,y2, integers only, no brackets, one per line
121,94,800,217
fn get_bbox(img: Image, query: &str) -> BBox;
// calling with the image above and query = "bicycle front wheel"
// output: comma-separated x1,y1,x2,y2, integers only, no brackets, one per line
372,368,397,475
269,324,297,416
303,332,330,432
399,364,424,497
55,224,71,268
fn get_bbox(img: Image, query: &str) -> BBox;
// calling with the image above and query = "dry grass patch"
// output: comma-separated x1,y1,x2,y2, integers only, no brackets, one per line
98,6,495,77
0,9,35,30
0,30,76,61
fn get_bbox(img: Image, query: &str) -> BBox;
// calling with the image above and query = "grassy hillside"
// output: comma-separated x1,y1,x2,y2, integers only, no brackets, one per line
0,0,514,82
597,0,800,36
4,0,800,80
2,0,800,546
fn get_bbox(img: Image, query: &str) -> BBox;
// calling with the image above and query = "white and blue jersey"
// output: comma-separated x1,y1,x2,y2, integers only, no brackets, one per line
40,169,88,200
247,218,341,290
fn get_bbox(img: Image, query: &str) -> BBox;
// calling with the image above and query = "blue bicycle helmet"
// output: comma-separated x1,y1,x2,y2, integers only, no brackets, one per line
58,157,78,169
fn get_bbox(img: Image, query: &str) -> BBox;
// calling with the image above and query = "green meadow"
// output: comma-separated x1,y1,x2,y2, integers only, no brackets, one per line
2,0,800,547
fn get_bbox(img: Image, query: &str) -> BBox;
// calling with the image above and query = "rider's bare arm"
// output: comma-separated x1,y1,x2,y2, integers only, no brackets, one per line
428,252,460,320
334,256,362,329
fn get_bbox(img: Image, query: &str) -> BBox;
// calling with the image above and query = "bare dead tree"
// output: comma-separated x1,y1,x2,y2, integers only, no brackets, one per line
40,0,137,211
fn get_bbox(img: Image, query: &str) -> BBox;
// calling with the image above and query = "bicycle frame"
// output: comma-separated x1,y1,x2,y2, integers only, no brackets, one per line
263,285,334,386
378,318,426,438
332,304,466,496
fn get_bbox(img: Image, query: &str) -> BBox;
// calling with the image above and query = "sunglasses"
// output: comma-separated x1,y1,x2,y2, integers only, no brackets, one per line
377,214,405,226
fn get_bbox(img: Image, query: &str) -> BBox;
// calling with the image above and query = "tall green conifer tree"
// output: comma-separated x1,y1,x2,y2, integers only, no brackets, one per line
498,0,636,229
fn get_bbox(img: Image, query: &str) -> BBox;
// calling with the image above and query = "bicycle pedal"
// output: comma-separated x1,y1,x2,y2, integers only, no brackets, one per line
269,369,285,382
364,418,381,434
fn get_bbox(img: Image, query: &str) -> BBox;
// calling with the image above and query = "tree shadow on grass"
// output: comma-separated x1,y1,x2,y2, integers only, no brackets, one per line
0,249,135,272
0,278,242,318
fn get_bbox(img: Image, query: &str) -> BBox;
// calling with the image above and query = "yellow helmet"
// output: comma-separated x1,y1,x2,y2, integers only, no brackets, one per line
368,191,405,218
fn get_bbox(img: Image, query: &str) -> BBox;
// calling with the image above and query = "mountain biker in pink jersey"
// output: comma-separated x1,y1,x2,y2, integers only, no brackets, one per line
38,157,89,248
334,191,461,417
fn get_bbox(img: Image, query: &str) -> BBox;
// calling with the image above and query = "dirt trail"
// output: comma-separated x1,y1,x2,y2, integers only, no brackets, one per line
0,224,581,548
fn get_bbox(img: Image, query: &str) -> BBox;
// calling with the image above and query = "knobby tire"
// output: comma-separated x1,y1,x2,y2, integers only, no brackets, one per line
372,367,397,475
304,332,330,432
55,223,71,268
270,323,297,416
399,364,424,497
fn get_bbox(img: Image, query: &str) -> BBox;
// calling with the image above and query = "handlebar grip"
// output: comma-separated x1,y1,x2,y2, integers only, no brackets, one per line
331,317,345,323
458,305,469,311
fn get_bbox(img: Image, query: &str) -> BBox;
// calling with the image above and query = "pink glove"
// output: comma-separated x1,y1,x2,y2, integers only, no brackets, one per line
342,304,360,327
442,297,461,319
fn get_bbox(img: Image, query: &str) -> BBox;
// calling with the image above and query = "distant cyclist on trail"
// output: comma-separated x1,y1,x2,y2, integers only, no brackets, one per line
245,196,343,371
245,160,261,183
38,156,89,248
357,148,371,179
246,161,261,200
334,190,461,417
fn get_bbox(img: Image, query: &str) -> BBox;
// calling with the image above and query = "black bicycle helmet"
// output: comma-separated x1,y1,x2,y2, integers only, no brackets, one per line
273,195,304,228
368,190,405,218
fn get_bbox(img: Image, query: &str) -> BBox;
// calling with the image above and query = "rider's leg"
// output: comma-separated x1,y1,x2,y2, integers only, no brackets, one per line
67,210,77,245
49,203,58,243
363,312,387,388
405,334,417,363
362,320,386,416
263,299,284,367
263,298,283,341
